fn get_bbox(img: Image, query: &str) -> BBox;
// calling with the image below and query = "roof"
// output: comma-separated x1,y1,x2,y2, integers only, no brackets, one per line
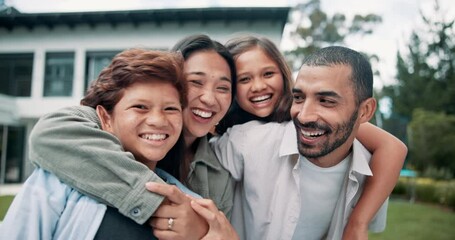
0,7,290,31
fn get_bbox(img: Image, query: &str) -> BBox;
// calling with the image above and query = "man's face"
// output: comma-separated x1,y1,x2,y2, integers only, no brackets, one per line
290,64,360,165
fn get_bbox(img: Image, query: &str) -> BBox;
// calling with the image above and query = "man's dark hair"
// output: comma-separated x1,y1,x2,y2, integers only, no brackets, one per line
302,46,373,105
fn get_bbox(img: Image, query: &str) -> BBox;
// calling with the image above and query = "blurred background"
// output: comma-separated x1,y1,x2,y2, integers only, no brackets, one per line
1,0,454,238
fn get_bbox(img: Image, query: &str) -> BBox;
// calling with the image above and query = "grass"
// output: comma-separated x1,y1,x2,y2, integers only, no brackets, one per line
369,200,455,240
1,196,455,239
0,195,15,221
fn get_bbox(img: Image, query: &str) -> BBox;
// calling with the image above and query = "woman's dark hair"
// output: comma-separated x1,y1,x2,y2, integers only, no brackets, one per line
216,35,293,134
82,48,186,180
158,34,236,182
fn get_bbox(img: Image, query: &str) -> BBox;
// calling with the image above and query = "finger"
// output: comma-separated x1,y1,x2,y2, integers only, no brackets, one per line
145,182,186,204
190,200,218,224
192,198,219,212
151,204,179,218
153,229,182,240
149,217,172,231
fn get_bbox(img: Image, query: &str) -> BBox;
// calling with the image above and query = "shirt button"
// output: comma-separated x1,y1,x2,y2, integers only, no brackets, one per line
131,207,141,217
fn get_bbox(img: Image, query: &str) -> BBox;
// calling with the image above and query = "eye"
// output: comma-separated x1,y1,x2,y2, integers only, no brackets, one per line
292,94,304,103
188,79,203,86
164,105,182,112
238,76,250,83
320,98,337,106
216,84,231,93
264,71,275,78
132,104,147,110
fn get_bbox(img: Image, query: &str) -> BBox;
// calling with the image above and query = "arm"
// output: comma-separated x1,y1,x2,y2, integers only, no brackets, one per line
29,105,165,224
0,169,68,239
344,122,407,239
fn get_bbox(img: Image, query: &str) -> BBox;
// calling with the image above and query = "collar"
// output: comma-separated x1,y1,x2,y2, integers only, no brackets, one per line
349,139,373,176
279,121,300,158
279,121,372,176
191,136,222,171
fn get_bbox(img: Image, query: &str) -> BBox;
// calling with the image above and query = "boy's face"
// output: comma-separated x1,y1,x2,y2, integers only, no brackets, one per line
98,80,183,169
290,64,360,165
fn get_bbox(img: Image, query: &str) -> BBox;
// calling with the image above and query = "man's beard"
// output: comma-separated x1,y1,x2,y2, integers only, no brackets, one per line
294,108,358,159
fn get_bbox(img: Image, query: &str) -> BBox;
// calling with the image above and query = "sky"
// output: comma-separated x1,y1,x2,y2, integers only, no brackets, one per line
5,0,455,90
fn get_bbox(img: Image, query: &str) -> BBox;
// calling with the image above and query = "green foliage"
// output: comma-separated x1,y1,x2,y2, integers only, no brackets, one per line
285,0,382,71
382,1,455,119
392,177,455,210
407,109,455,173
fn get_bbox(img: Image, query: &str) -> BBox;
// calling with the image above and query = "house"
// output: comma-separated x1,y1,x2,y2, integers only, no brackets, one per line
0,6,290,189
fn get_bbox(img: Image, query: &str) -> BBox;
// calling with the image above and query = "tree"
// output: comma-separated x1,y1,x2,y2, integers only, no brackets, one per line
382,1,455,120
285,0,382,71
407,109,455,175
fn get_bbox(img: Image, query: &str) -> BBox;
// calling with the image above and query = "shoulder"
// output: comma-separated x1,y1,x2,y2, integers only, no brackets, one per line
229,120,288,137
42,105,98,121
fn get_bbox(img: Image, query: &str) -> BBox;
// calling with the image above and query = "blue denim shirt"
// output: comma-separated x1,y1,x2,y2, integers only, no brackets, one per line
0,168,199,240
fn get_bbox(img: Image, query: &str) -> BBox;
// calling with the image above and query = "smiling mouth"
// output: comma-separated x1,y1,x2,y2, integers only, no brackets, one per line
300,129,326,139
192,108,214,119
140,133,168,141
250,94,272,103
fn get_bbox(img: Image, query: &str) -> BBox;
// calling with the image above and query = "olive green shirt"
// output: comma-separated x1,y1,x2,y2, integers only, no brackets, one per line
29,105,234,224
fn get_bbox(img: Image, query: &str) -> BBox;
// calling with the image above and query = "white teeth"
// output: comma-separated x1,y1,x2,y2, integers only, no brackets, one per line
251,94,272,102
192,109,213,118
141,133,167,141
301,130,325,137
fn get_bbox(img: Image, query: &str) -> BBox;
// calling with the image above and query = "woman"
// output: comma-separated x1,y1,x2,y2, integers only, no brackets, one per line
0,48,201,239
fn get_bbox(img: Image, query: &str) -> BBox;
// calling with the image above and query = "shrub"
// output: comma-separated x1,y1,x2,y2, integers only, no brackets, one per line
392,177,455,210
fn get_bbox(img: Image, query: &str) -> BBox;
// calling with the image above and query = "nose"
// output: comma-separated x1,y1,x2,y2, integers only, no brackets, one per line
295,101,319,124
199,88,216,107
251,77,267,92
145,110,168,127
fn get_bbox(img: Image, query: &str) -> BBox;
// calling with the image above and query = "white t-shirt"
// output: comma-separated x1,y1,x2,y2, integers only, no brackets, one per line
292,154,352,240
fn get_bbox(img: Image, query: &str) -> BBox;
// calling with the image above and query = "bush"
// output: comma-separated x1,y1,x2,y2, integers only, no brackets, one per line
392,177,455,210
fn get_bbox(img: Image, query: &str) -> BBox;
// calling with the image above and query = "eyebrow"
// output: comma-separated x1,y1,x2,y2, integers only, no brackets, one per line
292,88,341,99
187,71,232,83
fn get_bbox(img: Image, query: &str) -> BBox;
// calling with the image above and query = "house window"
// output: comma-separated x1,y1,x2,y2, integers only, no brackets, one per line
85,51,119,93
0,125,25,184
43,52,75,97
0,53,33,97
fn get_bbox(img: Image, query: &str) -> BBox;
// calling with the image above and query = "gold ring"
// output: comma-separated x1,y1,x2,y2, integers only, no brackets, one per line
167,217,175,230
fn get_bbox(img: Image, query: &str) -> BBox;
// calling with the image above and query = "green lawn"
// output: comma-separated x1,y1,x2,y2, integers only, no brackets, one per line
1,196,455,239
0,195,15,221
369,200,455,240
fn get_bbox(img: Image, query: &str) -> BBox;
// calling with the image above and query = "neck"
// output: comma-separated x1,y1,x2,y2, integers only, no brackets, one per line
183,133,198,163
308,141,354,168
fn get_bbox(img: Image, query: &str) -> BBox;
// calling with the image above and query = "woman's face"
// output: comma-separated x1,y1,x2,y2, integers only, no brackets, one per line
98,80,183,170
235,47,284,118
182,50,232,141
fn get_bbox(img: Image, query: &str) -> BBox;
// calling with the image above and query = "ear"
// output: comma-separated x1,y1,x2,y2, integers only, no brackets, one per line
96,105,113,132
358,98,377,124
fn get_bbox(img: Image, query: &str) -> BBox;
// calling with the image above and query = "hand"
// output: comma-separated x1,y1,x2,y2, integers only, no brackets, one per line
146,182,209,240
190,198,239,240
342,220,368,240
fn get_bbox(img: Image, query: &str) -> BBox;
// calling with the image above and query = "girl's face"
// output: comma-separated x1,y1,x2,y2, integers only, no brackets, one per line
235,47,284,118
183,50,232,142
97,80,183,170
